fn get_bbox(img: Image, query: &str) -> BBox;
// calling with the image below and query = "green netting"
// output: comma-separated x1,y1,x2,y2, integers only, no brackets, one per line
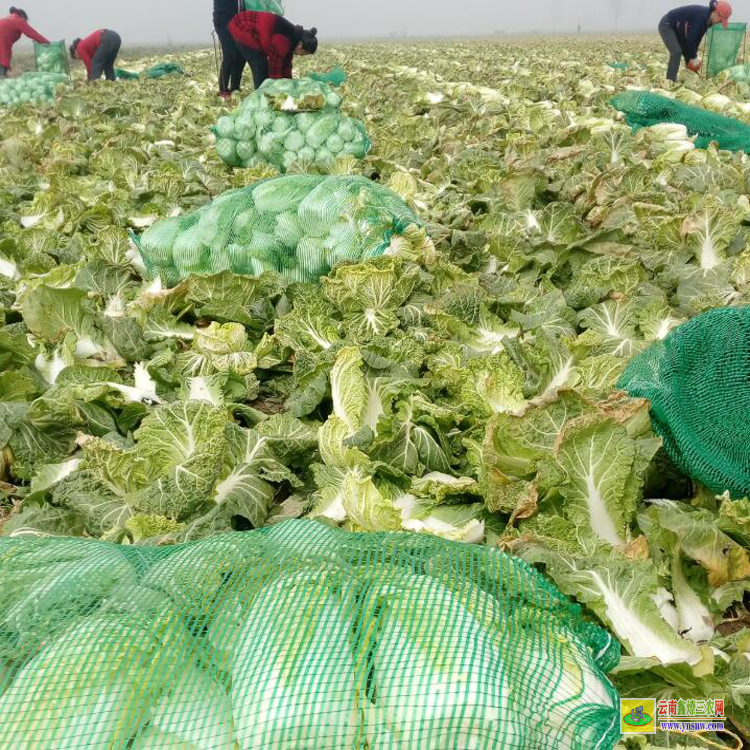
0,72,69,108
144,62,185,79
137,174,426,285
115,68,140,80
618,307,750,498
607,62,629,70
706,22,747,78
243,0,285,13
34,40,69,75
214,76,371,172
611,90,750,152
309,66,348,87
0,520,621,749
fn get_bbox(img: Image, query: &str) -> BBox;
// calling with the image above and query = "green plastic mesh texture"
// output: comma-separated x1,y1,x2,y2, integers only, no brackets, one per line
611,90,750,152
214,76,371,172
115,68,140,80
618,307,750,498
0,72,69,108
34,40,69,75
0,520,621,749
243,0,284,13
706,22,747,78
137,175,426,286
144,62,185,79
309,66,348,87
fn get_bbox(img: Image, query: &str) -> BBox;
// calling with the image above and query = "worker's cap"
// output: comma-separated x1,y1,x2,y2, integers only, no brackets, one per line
715,1,733,29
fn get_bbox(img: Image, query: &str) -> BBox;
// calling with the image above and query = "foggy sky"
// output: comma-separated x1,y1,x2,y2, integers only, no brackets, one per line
12,1,750,46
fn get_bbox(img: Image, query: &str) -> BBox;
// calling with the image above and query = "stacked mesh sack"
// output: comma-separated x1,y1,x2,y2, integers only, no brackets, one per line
34,40,68,75
618,307,750,498
611,90,750,152
214,77,371,171
0,72,68,108
0,520,622,749
244,0,284,11
137,174,426,286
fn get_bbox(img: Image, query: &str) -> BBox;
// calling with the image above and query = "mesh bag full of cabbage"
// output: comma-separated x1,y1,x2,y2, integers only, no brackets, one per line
137,174,426,286
0,520,622,750
214,76,371,172
243,0,284,13
0,71,69,108
34,40,69,75
618,307,750,498
611,90,750,152
705,22,747,78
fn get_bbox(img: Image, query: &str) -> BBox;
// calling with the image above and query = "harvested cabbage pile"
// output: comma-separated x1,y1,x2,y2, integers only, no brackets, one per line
0,72,68,108
34,40,68,75
214,77,371,171
0,521,622,750
137,174,428,285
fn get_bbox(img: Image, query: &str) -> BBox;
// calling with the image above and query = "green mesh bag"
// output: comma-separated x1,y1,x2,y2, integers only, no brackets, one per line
618,307,750,498
243,0,284,13
144,62,185,79
309,66,348,87
706,22,747,78
0,520,621,749
611,90,750,152
34,40,69,75
214,76,371,172
0,72,69,108
137,175,428,286
115,68,140,80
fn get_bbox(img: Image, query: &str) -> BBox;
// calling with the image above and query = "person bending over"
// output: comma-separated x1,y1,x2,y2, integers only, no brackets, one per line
70,29,122,82
0,7,49,78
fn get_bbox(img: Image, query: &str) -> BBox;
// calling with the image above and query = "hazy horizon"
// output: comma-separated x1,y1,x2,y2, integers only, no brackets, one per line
9,1,750,46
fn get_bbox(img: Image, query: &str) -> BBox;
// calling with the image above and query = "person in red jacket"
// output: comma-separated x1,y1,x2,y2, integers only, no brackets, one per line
70,29,121,82
0,7,49,78
228,11,317,88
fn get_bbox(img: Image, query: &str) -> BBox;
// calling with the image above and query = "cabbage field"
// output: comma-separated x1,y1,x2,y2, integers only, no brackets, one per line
3,36,750,745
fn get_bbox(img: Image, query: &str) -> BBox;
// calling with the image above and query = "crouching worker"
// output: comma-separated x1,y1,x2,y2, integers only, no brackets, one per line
70,29,122,81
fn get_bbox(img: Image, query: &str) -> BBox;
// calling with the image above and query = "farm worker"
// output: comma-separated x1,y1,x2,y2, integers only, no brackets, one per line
658,1,732,81
228,11,318,88
0,7,49,78
70,30,122,82
215,0,245,100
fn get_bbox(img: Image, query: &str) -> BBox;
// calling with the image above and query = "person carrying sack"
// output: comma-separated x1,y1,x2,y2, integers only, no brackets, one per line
658,1,732,81
0,6,49,78
70,29,122,82
228,10,317,88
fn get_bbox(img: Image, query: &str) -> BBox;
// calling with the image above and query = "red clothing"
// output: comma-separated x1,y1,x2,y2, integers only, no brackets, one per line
0,13,49,68
229,11,300,79
76,30,103,77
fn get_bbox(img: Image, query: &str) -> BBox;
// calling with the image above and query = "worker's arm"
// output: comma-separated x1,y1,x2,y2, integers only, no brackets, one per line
18,19,49,46
682,10,711,63
267,34,293,78
77,48,94,78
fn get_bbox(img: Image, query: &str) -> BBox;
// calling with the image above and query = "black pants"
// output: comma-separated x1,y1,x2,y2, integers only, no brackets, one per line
0,65,7,78
215,22,244,94
90,29,121,81
659,22,683,82
235,43,269,89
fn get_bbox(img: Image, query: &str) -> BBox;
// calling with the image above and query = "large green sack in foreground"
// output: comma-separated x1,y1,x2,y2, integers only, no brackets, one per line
0,520,621,749
0,72,68,108
137,174,428,286
214,76,371,172
611,90,750,152
618,306,750,498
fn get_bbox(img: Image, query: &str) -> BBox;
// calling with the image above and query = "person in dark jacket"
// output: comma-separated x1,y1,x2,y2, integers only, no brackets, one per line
0,7,49,78
70,30,122,82
658,1,732,81
228,11,318,89
214,0,244,99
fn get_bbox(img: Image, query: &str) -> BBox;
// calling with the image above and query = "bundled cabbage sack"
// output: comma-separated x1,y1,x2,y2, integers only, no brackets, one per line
137,174,426,285
244,0,284,12
214,76,371,171
0,72,68,108
0,521,621,750
34,40,68,75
